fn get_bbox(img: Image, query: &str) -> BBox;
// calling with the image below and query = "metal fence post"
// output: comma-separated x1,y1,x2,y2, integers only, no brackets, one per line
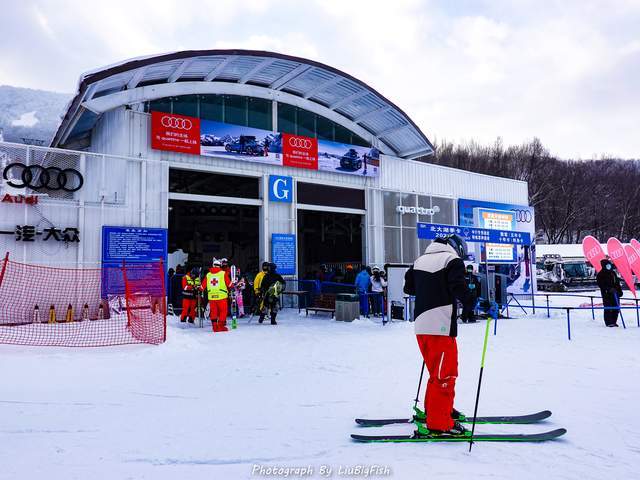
636,299,639,328
590,296,595,320
566,308,571,341
546,295,550,318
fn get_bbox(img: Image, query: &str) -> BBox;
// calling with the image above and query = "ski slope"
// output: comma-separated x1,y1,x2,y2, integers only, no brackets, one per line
1,293,638,480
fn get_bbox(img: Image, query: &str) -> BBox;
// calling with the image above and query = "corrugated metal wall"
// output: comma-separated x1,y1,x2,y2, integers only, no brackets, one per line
379,155,528,205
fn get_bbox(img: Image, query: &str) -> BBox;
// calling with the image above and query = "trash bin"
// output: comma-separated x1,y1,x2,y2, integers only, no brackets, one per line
335,293,360,322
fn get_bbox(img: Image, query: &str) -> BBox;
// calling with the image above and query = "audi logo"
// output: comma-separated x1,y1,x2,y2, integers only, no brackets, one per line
161,116,193,130
288,137,313,149
510,209,533,223
2,163,84,192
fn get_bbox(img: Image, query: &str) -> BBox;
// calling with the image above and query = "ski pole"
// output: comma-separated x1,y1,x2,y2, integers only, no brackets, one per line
469,305,494,452
413,361,426,410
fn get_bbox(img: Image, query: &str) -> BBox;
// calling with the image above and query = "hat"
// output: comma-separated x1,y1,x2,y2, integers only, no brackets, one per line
346,264,353,270
212,258,222,267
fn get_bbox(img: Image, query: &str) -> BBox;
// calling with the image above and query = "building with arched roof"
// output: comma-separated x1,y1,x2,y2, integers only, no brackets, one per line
1,50,533,300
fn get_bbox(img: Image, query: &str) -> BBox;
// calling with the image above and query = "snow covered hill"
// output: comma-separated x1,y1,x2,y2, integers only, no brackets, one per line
0,296,638,479
0,85,71,145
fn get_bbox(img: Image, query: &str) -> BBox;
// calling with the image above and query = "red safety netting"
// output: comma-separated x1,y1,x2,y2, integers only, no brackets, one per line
0,254,166,347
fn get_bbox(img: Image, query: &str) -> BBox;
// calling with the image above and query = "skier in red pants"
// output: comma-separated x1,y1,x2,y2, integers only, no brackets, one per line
404,234,474,436
205,259,232,332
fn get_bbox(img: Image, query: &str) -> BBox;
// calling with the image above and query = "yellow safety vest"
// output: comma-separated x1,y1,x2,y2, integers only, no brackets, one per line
206,271,228,300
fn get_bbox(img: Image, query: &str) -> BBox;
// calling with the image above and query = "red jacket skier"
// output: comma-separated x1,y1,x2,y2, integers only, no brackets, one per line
180,268,201,323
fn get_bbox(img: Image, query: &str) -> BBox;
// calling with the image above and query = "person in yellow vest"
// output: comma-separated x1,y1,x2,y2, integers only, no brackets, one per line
205,259,232,332
252,262,270,315
180,267,202,323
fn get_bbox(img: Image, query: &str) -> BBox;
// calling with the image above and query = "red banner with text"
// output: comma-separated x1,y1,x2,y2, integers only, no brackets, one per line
151,111,200,155
282,133,318,169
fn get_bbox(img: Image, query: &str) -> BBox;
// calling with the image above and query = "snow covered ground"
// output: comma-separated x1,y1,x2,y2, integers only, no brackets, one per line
1,292,639,480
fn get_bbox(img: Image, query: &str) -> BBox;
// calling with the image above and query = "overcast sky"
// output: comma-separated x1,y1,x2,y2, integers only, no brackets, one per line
1,0,638,159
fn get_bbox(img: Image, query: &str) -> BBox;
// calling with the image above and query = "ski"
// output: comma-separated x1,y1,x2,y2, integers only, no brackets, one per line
355,410,551,427
351,428,567,443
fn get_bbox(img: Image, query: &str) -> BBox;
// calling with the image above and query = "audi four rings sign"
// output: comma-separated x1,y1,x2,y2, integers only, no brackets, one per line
151,111,200,155
282,133,318,169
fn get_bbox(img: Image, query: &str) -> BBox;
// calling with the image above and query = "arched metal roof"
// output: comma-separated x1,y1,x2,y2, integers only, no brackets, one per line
52,49,435,159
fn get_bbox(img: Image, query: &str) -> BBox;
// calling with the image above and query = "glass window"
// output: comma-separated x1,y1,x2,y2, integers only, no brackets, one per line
248,97,272,130
400,193,417,227
351,134,369,147
417,195,432,223
277,103,297,135
431,197,455,224
383,191,401,227
334,124,352,144
384,227,401,264
316,115,334,141
200,94,223,122
149,98,171,114
172,95,198,117
297,109,316,138
224,95,247,126
419,238,431,255
402,227,417,263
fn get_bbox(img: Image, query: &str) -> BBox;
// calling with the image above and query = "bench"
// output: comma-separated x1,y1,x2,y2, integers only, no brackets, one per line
305,294,336,318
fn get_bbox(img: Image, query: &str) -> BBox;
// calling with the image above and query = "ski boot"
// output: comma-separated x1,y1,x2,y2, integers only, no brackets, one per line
413,420,469,438
413,406,466,423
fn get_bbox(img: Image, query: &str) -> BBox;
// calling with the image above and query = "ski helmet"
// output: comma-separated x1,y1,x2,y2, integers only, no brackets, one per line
212,258,222,267
435,234,468,259
261,261,270,271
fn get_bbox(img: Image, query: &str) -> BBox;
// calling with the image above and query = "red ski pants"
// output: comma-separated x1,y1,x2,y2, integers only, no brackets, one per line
416,335,458,431
209,299,228,331
181,298,196,320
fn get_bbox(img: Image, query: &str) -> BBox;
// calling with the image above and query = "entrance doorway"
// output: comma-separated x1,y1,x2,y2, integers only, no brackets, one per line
297,209,363,279
168,199,259,272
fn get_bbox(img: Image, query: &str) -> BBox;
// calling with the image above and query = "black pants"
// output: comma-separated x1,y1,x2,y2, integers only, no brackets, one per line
601,290,620,326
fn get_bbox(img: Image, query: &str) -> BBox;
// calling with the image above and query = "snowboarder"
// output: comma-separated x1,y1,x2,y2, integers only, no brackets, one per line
596,258,622,327
258,263,285,325
180,267,201,323
205,258,232,332
461,264,481,323
403,234,475,436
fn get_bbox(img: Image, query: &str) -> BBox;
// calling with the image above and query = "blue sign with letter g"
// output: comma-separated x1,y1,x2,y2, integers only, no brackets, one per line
269,175,293,203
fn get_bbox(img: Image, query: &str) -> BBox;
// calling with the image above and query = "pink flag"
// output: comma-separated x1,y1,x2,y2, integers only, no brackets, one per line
607,237,636,297
631,238,640,252
582,236,606,273
623,244,640,284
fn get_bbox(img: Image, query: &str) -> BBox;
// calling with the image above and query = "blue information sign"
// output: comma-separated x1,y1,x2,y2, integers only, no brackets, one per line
101,226,168,296
417,222,531,245
271,233,296,275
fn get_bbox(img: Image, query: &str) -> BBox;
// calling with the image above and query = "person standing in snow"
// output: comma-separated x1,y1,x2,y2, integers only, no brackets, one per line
205,258,232,332
355,266,372,317
403,234,475,436
369,266,387,317
596,258,622,327
180,267,201,323
461,264,481,323
258,263,285,325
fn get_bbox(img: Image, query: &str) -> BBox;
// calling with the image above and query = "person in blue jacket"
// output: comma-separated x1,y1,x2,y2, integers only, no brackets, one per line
355,266,372,317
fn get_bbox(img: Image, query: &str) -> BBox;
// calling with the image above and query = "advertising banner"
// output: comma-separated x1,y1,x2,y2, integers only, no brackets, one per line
623,244,640,283
458,199,535,294
282,134,318,169
317,139,379,178
417,222,531,245
582,235,606,272
151,111,200,155
271,234,296,275
151,111,379,178
606,237,636,297
631,238,640,253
